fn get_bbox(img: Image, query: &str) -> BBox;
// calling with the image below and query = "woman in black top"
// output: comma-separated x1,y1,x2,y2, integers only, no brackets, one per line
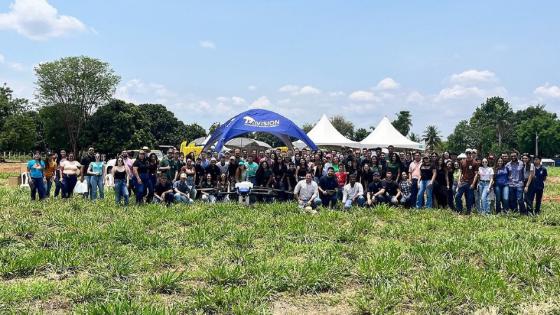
256,161,273,187
132,151,150,204
112,157,130,206
416,156,436,209
433,157,449,208
146,153,159,203
359,163,374,189
296,159,308,181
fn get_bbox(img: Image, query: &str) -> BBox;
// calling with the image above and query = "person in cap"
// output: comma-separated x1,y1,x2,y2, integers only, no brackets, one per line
455,149,479,214
173,173,194,204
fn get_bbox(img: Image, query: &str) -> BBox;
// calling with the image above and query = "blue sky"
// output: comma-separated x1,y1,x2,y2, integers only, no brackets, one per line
1,0,559,136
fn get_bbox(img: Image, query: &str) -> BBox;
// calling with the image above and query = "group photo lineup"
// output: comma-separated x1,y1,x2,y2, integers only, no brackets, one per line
0,0,559,314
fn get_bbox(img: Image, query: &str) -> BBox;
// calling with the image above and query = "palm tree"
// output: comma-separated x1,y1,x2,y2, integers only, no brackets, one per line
409,132,420,142
422,125,442,150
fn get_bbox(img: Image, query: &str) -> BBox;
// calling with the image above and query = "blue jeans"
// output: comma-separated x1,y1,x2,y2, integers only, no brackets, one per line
114,179,129,206
90,175,104,200
31,177,46,200
494,184,509,213
146,174,157,202
410,178,419,208
508,186,525,213
174,193,193,204
524,182,535,213
478,181,491,214
299,197,322,209
320,192,338,208
455,182,474,213
84,175,92,198
133,173,149,204
416,180,433,209
344,195,365,209
54,178,63,197
45,177,53,197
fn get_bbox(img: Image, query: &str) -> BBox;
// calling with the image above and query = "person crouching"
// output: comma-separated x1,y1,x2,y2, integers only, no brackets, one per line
154,175,174,205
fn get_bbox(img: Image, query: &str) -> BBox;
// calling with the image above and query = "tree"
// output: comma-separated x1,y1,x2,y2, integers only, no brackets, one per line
422,125,442,150
81,99,155,154
0,84,29,129
470,97,515,151
208,122,221,134
0,113,37,152
37,105,70,152
353,128,369,142
302,123,314,133
409,132,420,143
330,115,355,139
182,123,207,145
446,120,475,153
35,56,121,154
139,104,206,147
516,115,560,157
392,110,412,136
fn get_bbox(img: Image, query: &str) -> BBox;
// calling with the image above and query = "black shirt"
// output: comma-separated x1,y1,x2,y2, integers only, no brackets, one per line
206,164,221,182
133,158,149,174
382,179,398,196
420,163,434,181
368,180,383,194
155,181,172,195
319,175,338,192
148,161,158,175
81,154,95,173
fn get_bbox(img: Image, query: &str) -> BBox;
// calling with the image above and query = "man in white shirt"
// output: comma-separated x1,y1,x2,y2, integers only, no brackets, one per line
342,174,365,209
294,173,321,209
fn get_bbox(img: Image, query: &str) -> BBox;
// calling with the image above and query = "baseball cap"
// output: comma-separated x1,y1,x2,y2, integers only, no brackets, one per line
465,148,472,153
142,146,150,151
373,171,380,176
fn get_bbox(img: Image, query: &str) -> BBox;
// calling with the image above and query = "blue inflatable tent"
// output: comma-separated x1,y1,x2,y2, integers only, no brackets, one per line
203,109,318,152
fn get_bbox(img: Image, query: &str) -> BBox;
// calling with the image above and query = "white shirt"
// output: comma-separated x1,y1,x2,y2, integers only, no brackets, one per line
478,166,494,181
294,180,318,201
342,182,364,202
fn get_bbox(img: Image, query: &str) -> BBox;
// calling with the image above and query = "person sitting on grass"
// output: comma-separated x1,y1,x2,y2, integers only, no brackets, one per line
154,175,174,205
366,172,385,206
398,172,412,207
173,173,194,204
318,167,338,208
382,170,400,205
342,174,365,209
294,172,321,210
200,173,218,203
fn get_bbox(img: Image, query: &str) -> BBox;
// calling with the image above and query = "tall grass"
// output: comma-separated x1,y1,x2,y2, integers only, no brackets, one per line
0,183,559,313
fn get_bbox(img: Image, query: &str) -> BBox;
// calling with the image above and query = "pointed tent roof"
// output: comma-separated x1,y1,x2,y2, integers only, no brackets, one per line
304,114,361,148
360,117,424,150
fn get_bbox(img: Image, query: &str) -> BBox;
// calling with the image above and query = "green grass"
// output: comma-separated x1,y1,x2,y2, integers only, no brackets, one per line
0,170,559,313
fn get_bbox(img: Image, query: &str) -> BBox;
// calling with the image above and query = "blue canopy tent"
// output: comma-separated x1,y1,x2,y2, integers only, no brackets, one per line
203,109,318,152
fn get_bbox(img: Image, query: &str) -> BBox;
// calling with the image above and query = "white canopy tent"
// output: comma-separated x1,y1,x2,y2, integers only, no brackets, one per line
360,117,424,150
295,114,361,148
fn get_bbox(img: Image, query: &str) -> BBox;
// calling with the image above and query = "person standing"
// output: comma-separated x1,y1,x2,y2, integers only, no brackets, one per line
493,157,509,214
54,150,67,198
44,152,57,197
455,149,479,214
132,150,150,204
521,154,535,214
87,153,105,201
530,157,547,214
433,157,449,208
408,152,422,208
27,151,46,201
61,153,81,199
505,152,525,213
416,156,436,209
80,147,96,199
477,158,494,214
146,153,159,203
112,157,130,206
159,149,177,182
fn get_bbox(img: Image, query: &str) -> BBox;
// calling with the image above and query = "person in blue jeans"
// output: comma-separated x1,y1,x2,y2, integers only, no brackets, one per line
477,158,494,214
455,149,479,214
87,153,105,201
132,150,150,204
416,156,436,209
521,153,535,214
505,152,525,213
27,151,46,201
530,157,547,214
112,157,129,206
493,157,509,213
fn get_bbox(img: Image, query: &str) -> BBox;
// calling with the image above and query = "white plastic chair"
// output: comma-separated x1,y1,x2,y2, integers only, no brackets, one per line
20,172,30,188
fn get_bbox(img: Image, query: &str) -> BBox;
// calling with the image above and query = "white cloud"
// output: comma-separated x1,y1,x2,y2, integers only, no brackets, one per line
435,85,484,101
375,77,400,90
231,96,246,105
534,83,560,99
349,90,376,102
406,91,424,103
328,91,345,97
248,85,257,91
278,84,300,93
249,96,271,108
450,69,496,84
278,84,321,96
199,40,216,49
115,79,175,104
0,0,86,40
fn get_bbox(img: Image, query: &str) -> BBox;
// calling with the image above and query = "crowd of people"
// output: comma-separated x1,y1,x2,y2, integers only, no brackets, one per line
26,144,549,215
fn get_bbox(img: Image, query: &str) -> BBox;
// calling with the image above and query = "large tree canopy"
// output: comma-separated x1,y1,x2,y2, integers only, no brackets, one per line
392,110,412,136
35,56,121,153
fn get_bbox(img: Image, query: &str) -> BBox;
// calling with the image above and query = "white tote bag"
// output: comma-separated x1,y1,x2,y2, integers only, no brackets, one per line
74,180,89,194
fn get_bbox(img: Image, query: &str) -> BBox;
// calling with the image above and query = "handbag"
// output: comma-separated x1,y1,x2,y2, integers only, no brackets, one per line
74,180,88,194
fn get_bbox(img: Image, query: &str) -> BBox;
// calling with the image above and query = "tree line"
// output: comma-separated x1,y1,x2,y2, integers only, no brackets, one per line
1,56,559,157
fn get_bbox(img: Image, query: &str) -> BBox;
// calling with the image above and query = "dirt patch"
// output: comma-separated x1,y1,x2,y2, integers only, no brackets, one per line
271,285,359,315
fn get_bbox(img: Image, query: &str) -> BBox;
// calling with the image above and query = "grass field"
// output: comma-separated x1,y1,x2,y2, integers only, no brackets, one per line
0,169,559,314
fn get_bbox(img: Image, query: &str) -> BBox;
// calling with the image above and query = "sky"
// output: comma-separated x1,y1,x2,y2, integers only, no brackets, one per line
1,0,559,137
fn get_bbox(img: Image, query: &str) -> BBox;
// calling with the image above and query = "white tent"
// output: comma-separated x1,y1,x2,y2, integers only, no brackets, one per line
360,117,424,150
298,114,361,148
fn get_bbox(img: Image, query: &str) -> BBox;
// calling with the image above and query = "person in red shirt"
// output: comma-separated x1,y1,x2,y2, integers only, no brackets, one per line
335,164,348,201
